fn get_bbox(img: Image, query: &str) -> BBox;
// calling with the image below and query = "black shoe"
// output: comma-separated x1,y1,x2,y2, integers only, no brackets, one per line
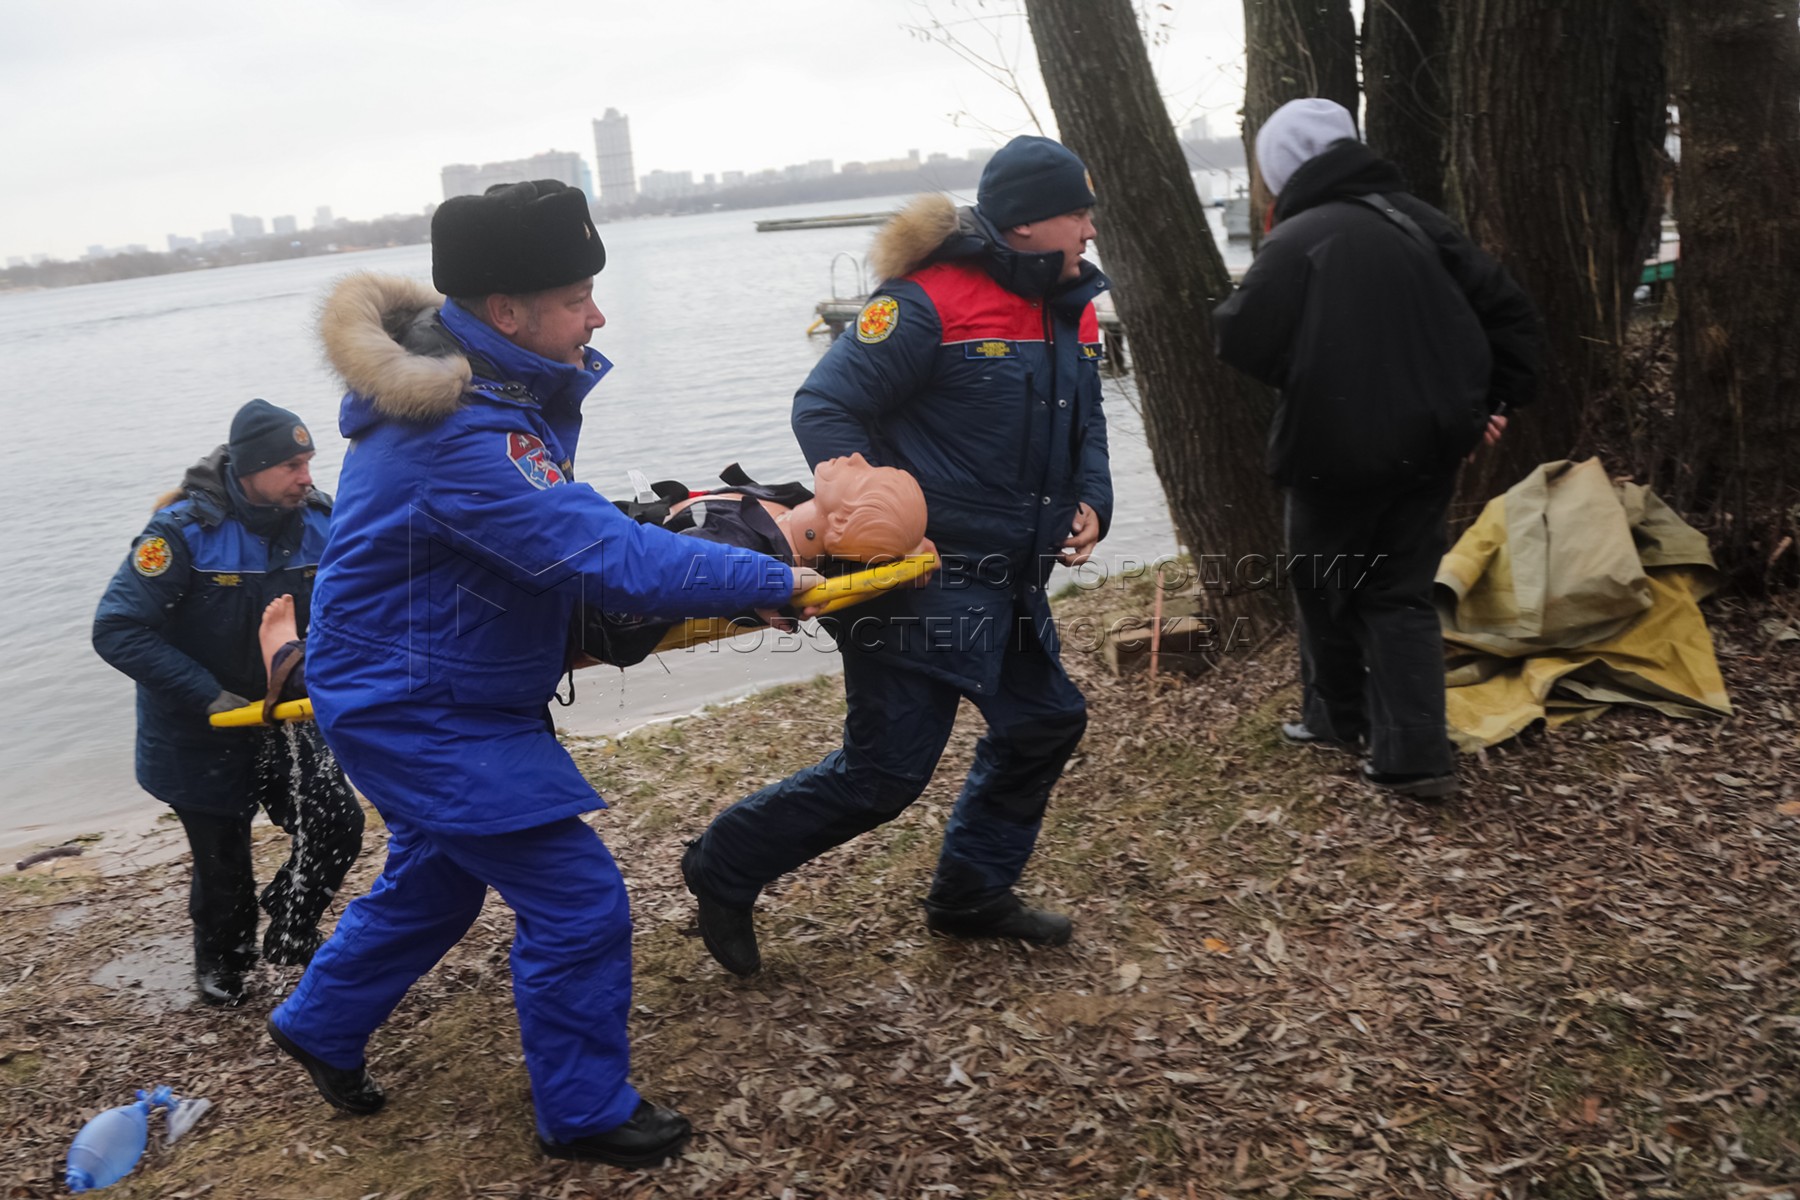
267,1017,386,1115
539,1099,692,1167
680,840,760,977
1281,721,1362,750
925,892,1074,946
195,967,246,1008
1361,762,1459,801
263,923,326,967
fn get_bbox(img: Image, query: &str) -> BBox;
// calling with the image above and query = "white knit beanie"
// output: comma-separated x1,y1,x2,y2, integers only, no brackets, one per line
1255,98,1359,196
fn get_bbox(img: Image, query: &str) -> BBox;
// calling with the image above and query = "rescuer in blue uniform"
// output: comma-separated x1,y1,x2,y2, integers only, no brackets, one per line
681,136,1113,976
93,399,364,1007
264,181,821,1168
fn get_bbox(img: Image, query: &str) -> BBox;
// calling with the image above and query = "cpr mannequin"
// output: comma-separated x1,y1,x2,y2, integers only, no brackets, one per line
579,453,931,667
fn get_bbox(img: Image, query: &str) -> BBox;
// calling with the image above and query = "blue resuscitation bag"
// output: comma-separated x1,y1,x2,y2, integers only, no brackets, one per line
66,1085,212,1192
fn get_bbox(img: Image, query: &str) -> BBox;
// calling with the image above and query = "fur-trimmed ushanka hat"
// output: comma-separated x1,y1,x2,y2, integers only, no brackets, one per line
431,179,605,296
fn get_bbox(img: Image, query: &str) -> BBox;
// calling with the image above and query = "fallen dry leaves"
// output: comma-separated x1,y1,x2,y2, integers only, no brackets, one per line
0,585,1796,1199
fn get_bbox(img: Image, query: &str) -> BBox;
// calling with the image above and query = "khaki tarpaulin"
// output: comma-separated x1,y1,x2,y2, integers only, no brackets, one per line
1435,458,1732,750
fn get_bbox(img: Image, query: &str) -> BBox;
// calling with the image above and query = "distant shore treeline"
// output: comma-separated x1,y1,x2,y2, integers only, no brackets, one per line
1,211,436,293
3,136,1244,292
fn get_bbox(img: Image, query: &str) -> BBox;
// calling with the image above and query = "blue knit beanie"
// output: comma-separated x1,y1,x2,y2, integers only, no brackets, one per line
229,398,312,476
976,135,1096,229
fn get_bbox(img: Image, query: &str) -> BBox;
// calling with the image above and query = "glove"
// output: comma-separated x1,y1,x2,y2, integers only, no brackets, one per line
206,690,251,716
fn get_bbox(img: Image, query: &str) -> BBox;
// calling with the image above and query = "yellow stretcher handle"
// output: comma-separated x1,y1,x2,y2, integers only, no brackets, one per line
206,554,939,726
650,552,938,653
209,697,314,728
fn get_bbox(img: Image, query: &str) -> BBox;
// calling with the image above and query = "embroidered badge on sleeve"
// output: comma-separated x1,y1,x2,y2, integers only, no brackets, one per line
507,432,566,489
856,296,900,344
134,536,172,577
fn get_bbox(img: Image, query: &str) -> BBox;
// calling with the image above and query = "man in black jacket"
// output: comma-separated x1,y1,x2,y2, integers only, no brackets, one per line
1213,98,1543,799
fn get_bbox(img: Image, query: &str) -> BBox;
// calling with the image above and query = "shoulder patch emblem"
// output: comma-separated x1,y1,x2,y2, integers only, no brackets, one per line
134,536,172,577
507,432,566,489
856,296,900,344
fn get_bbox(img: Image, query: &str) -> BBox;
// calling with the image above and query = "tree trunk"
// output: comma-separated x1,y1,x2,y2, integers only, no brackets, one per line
1667,2,1800,584
1242,0,1360,242
1362,0,1448,209
1022,0,1286,633
1445,0,1668,505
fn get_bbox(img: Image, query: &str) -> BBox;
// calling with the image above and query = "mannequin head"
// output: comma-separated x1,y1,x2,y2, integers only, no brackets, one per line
811,454,928,562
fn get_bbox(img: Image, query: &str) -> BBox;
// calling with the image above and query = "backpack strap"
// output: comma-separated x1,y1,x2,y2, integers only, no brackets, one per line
1340,192,1440,260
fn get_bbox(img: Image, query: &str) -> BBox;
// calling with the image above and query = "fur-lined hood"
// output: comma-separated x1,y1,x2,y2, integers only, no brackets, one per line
867,193,1099,302
869,194,966,282
318,273,471,422
150,444,229,515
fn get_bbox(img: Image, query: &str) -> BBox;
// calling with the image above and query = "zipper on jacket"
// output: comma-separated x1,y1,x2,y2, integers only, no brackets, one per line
1017,370,1035,484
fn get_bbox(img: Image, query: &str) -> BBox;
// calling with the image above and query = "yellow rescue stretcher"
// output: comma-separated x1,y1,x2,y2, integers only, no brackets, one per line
208,553,938,727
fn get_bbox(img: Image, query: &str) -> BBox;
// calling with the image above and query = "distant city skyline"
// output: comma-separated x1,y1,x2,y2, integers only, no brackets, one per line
2,3,1250,263
34,114,1248,271
439,115,1002,207
51,129,1038,268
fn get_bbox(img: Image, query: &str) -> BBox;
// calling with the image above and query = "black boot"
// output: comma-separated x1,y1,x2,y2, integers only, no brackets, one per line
266,1018,386,1115
194,965,246,1008
1361,761,1458,801
924,891,1073,946
539,1099,692,1167
680,841,760,977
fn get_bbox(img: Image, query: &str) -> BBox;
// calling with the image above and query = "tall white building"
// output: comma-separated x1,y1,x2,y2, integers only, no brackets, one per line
592,109,637,205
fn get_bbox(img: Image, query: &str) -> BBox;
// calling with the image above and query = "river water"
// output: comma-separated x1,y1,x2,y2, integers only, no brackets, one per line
0,192,1248,849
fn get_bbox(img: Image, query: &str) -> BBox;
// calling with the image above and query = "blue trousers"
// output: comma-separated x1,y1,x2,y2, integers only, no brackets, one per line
690,622,1088,910
270,815,640,1142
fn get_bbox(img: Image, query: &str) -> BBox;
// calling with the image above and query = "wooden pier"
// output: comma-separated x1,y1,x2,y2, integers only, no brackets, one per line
756,212,894,233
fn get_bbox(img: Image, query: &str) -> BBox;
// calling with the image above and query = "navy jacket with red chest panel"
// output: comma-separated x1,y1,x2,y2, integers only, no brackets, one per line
791,197,1113,695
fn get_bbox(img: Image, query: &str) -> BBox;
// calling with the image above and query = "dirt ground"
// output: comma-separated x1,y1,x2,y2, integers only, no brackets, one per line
3,579,1797,1200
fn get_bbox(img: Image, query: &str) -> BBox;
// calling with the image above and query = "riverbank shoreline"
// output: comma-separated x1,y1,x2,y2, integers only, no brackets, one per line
3,582,1796,1198
0,652,846,867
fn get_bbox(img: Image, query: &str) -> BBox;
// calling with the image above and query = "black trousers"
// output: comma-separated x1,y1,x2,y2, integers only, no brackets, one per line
173,725,364,974
1285,477,1457,776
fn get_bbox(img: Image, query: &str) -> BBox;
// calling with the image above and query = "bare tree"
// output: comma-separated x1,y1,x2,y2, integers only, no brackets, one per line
1444,0,1668,502
903,0,1047,140
1241,0,1359,239
1023,0,1287,631
1666,2,1800,583
1361,0,1447,209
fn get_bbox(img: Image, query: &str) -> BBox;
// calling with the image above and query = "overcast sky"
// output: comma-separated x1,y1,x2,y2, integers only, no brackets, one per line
2,0,1249,263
